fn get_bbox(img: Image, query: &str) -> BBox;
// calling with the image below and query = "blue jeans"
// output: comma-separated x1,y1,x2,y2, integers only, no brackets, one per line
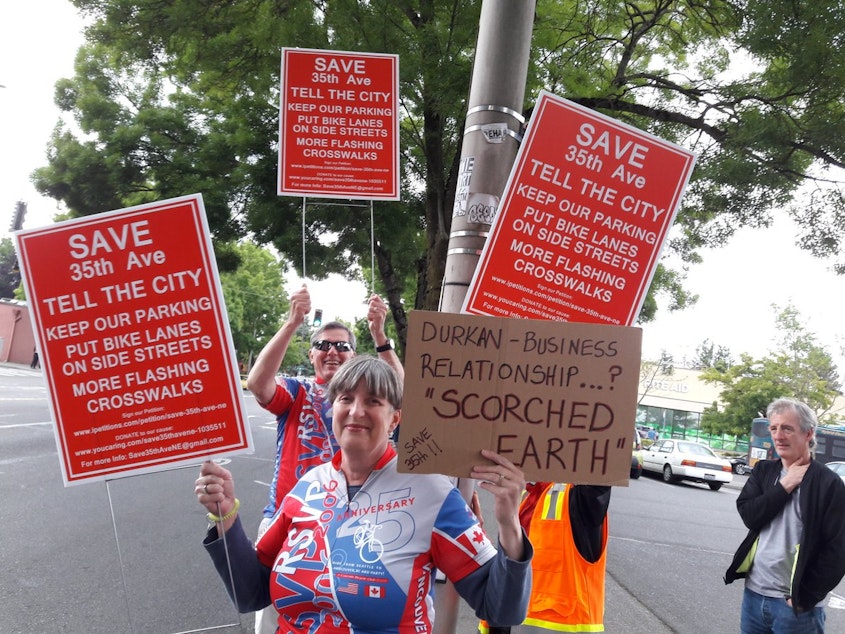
741,588,825,633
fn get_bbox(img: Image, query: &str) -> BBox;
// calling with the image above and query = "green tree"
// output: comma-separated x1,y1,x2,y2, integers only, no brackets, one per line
690,339,733,371
34,0,845,351
280,323,313,378
0,238,21,299
771,304,842,420
700,305,840,435
218,242,288,370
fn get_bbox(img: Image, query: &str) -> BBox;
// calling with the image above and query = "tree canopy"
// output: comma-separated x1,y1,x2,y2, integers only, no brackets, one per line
217,241,288,369
33,0,845,350
0,238,21,300
700,304,841,435
691,338,734,371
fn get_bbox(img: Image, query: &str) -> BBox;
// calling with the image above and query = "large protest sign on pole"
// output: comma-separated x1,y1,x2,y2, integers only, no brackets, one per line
397,311,642,485
14,194,251,485
278,47,400,200
463,90,696,326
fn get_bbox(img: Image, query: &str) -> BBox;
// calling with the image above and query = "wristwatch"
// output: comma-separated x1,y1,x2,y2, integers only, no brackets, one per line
375,339,395,353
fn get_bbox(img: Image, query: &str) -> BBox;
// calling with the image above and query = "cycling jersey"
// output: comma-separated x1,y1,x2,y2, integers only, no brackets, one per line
205,445,532,633
262,377,338,518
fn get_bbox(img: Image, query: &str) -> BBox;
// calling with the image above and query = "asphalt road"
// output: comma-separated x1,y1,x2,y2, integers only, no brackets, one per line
2,363,845,633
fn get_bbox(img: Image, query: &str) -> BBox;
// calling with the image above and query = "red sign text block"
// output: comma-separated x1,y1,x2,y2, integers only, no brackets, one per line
464,91,696,326
279,48,400,200
14,194,251,485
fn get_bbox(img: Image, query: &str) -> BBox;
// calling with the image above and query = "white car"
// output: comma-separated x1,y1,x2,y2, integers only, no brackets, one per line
641,439,734,491
825,461,845,484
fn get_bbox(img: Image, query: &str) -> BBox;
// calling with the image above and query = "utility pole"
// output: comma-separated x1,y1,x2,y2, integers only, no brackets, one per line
434,1,536,632
439,0,535,316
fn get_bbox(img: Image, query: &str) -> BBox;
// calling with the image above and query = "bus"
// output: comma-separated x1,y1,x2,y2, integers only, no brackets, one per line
747,417,777,468
815,425,845,464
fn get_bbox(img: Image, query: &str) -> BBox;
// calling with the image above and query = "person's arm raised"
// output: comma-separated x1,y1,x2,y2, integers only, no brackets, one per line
367,293,404,382
247,285,311,404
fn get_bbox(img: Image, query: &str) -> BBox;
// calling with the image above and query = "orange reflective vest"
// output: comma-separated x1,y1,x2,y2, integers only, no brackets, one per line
480,483,608,633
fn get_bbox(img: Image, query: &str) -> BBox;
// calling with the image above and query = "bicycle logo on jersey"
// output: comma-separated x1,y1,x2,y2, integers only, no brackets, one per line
353,520,384,563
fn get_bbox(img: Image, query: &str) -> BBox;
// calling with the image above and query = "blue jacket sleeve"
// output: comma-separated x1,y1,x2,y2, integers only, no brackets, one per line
452,531,534,626
203,516,272,613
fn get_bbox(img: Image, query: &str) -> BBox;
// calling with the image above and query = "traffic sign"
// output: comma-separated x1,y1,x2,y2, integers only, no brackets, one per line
463,91,696,326
278,48,400,200
14,194,252,485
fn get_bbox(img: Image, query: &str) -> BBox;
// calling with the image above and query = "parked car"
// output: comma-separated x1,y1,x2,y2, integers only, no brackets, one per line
825,461,845,484
631,430,643,479
641,439,733,491
729,455,749,475
636,424,651,436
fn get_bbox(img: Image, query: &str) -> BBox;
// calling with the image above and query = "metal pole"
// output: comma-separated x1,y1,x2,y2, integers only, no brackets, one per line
301,197,307,280
370,200,376,293
434,1,536,632
439,0,534,314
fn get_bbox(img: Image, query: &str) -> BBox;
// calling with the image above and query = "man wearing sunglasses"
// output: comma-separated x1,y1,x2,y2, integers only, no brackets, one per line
248,283,404,507
246,284,404,633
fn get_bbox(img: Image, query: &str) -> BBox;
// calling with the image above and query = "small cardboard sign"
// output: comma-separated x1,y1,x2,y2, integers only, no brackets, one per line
278,47,400,200
13,194,252,485
396,311,642,485
463,91,696,326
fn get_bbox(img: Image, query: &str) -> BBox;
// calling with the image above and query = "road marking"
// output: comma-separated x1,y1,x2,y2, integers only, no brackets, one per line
0,421,52,429
0,451,57,466
611,535,735,557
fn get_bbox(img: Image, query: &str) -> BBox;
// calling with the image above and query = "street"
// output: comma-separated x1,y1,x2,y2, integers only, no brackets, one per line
2,364,844,633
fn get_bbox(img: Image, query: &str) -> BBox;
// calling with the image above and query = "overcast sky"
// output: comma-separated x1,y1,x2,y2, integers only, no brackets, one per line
2,1,842,373
1,2,83,240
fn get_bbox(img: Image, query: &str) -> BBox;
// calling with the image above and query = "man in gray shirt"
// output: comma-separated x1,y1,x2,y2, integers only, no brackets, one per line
725,398,845,633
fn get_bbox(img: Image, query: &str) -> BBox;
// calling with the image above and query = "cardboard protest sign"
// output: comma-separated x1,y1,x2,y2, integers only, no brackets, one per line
396,311,642,485
463,91,696,326
14,194,251,485
278,47,400,200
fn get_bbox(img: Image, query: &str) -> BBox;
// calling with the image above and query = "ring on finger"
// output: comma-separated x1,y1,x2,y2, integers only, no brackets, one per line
204,484,210,494
497,472,506,483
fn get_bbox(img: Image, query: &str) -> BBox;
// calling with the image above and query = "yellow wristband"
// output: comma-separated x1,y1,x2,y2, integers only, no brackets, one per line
207,498,240,523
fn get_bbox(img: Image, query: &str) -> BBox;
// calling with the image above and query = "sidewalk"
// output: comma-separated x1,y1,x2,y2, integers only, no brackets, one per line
0,360,41,372
605,572,675,632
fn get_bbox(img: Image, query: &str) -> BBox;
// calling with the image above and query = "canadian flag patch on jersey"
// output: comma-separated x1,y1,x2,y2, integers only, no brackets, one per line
456,525,490,555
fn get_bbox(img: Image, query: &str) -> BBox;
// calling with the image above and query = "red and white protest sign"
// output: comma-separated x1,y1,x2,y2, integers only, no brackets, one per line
14,194,252,485
278,47,400,200
463,91,696,326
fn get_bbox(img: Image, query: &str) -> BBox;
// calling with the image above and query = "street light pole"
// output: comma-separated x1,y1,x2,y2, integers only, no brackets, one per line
438,0,535,316
434,2,536,633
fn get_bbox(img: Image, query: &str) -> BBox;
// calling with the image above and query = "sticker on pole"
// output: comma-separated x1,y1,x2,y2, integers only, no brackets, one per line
463,91,696,326
278,47,400,200
13,194,252,485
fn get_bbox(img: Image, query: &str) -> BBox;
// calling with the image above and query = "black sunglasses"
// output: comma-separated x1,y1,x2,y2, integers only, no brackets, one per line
312,340,354,353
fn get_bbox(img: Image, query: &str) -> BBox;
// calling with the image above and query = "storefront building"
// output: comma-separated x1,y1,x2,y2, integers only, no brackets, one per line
637,366,845,453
